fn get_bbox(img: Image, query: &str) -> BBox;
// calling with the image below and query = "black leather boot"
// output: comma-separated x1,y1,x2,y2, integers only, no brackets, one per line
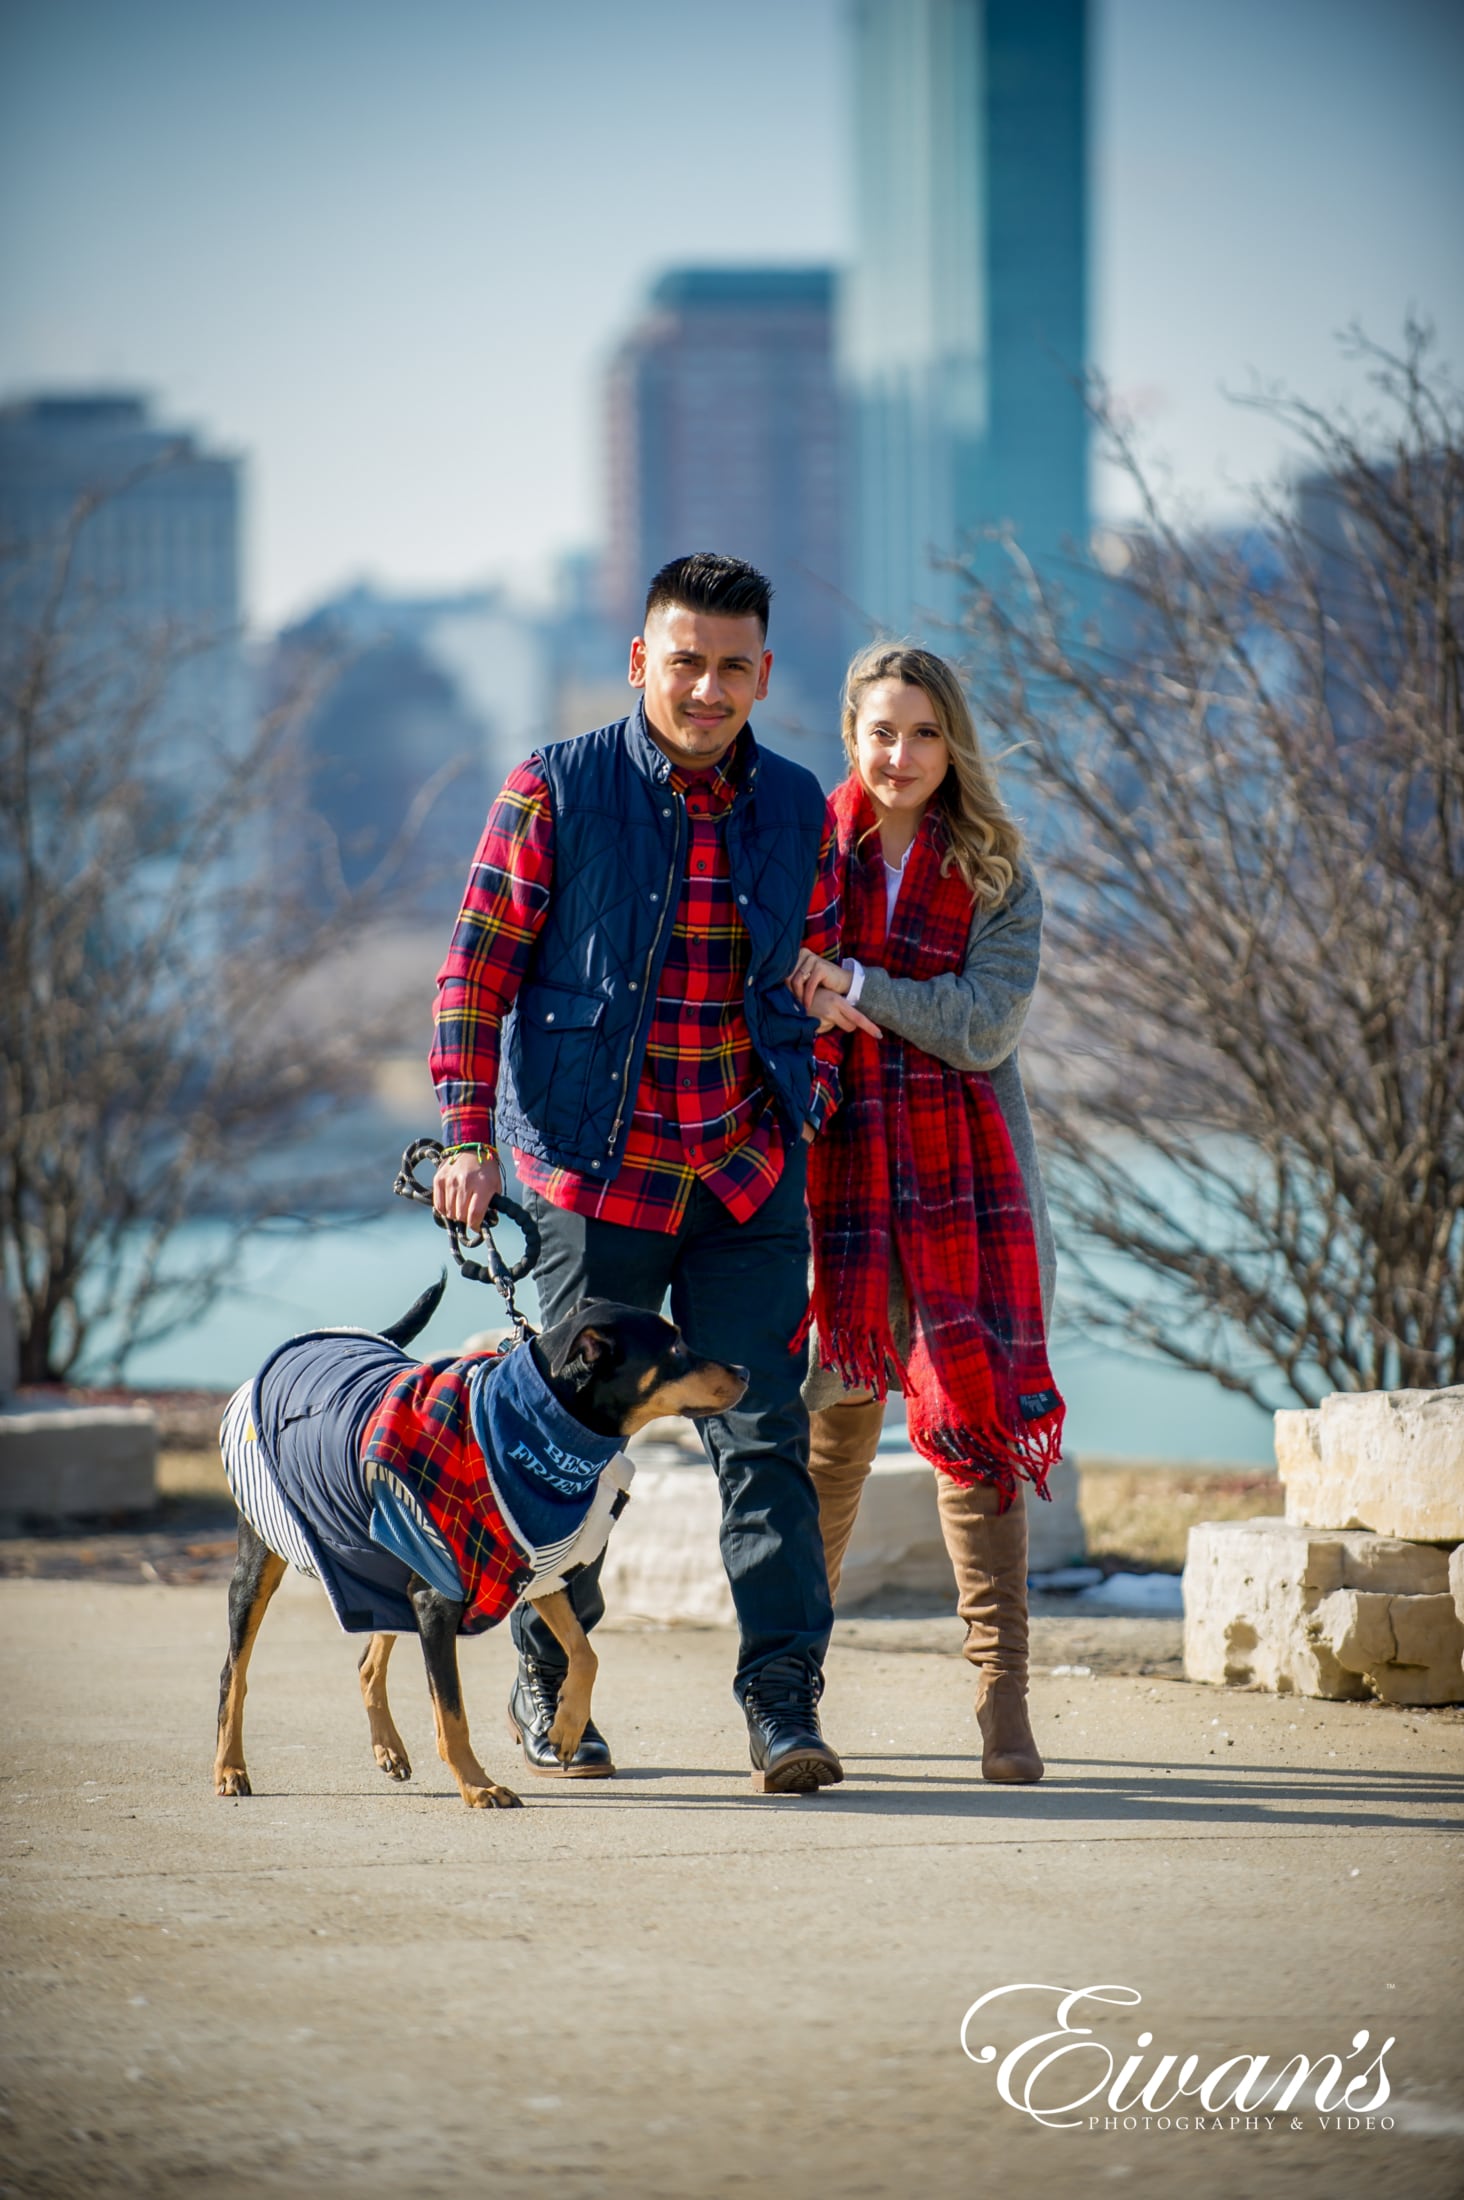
507,1662,615,1778
743,1655,844,1794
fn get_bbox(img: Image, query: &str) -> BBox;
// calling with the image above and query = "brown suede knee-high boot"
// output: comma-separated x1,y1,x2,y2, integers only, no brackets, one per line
935,1476,1044,1782
807,1399,886,1606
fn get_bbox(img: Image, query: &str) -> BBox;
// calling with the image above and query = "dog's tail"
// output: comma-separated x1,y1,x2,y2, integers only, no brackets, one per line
380,1271,448,1349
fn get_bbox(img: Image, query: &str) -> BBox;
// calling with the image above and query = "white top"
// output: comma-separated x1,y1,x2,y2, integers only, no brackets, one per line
843,844,911,1004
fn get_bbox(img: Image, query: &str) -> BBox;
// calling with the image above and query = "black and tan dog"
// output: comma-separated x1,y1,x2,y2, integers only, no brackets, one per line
213,1288,746,1808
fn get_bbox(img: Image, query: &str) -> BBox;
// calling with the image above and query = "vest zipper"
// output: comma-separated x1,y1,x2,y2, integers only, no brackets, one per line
607,798,684,1155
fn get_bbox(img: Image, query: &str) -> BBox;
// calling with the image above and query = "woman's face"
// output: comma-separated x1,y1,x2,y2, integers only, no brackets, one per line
852,678,950,818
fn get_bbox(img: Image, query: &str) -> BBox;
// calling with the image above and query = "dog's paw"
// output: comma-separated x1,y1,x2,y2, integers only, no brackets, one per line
215,1767,251,1797
547,1714,587,1767
374,1743,412,1782
462,1781,522,1810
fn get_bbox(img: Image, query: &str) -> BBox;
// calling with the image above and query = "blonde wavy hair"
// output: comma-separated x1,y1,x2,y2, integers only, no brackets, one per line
841,642,1022,909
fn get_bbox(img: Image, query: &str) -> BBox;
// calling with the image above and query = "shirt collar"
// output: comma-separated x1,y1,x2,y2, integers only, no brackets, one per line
626,698,758,809
668,724,748,813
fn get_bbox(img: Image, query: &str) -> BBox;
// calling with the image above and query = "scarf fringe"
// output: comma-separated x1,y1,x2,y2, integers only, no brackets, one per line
909,1408,1062,1507
816,1327,1064,1508
814,1324,902,1405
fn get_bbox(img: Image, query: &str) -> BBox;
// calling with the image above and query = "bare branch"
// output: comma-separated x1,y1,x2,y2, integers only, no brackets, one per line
956,325,1463,1405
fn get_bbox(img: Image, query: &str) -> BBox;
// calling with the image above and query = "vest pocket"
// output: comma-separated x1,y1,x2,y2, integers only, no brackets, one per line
517,985,606,1142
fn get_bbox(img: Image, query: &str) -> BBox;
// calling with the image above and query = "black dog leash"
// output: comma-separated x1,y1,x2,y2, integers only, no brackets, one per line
393,1137,540,1342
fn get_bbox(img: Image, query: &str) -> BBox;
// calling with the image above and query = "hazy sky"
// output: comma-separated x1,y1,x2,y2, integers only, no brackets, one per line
3,0,1461,628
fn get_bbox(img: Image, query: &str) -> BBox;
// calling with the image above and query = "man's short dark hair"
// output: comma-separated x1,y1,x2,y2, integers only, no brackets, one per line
644,552,772,636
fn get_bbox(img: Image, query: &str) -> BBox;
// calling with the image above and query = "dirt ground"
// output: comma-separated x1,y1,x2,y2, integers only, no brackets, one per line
2,1575,1461,2200
1079,1459,1285,1571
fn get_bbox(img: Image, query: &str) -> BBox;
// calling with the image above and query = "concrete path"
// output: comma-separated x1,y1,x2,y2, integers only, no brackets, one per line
2,1578,1462,2200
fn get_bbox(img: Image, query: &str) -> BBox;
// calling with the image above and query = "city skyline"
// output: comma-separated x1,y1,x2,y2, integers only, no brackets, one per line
3,0,1462,630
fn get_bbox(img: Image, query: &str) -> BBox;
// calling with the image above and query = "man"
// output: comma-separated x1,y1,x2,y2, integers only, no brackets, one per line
431,551,875,1793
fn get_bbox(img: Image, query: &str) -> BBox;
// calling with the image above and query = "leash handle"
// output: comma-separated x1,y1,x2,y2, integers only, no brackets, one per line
393,1137,540,1337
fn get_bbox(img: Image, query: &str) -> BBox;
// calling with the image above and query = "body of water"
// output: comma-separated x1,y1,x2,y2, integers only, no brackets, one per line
103,1207,1277,1465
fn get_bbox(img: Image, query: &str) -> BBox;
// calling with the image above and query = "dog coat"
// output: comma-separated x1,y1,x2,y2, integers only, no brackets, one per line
220,1331,633,1634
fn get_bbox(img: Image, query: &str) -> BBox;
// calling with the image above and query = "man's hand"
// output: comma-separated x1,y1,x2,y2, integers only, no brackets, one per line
789,947,848,1013
809,982,881,1039
433,1148,504,1235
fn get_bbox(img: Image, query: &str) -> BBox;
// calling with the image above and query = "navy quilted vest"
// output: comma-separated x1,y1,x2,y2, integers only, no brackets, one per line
497,703,826,1178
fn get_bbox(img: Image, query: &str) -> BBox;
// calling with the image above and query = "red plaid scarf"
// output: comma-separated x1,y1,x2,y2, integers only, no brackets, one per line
806,778,1063,1502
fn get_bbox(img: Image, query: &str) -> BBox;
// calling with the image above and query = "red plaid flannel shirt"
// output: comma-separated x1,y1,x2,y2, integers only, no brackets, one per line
431,727,842,1232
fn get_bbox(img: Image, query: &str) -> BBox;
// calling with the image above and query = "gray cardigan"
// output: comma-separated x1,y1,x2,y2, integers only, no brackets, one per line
854,859,1056,1319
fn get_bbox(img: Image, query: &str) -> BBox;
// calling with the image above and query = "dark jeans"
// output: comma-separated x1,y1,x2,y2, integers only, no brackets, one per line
510,1143,833,1702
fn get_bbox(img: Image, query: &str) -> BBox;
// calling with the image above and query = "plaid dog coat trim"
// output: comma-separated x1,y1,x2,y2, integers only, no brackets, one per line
806,779,1065,1504
224,1331,632,1635
364,1342,630,1631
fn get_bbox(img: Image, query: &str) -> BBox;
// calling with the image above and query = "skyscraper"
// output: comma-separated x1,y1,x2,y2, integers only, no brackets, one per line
842,0,1089,634
603,267,845,781
0,392,245,754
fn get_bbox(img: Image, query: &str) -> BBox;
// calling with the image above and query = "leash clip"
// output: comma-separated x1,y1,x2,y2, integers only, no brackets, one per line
393,1137,540,1342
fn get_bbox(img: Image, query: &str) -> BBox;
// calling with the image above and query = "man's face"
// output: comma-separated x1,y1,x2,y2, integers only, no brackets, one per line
629,604,772,771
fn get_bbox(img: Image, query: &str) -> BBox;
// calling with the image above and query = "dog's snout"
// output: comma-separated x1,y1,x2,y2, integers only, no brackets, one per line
728,1363,750,1386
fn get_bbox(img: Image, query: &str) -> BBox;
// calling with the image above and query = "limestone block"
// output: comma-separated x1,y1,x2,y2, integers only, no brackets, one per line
598,1466,734,1626
1331,1535,1449,1594
1277,1386,1464,1542
1183,1518,1464,1704
1311,1589,1397,1675
0,1404,157,1527
1183,1519,1366,1698
1273,1406,1322,1485
1313,1588,1464,1706
1449,1544,1464,1684
1387,1595,1464,1693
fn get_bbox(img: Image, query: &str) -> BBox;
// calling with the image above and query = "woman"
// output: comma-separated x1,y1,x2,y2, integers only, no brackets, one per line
792,642,1063,1784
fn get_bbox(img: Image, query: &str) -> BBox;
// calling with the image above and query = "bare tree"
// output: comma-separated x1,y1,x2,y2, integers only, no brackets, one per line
958,326,1463,1407
0,480,449,1384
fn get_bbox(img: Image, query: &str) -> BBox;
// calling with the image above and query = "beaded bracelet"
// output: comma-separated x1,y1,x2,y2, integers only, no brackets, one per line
439,1140,498,1165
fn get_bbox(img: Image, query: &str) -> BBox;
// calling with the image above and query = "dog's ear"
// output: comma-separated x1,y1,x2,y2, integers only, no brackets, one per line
552,1323,613,1385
